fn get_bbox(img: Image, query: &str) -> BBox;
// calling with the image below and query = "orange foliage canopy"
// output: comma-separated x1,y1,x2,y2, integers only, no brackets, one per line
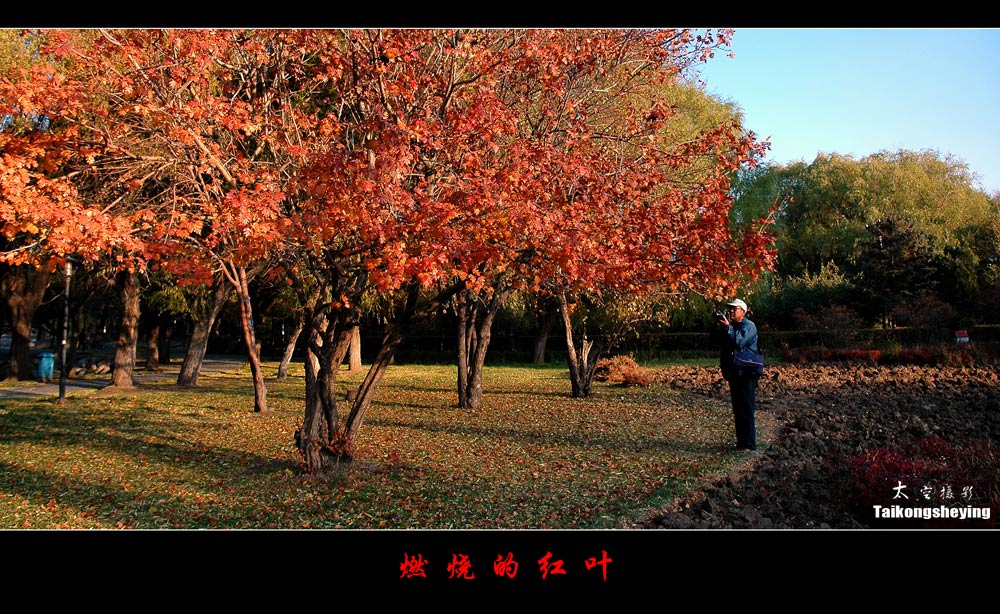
0,61,138,270
294,29,775,302
10,29,774,297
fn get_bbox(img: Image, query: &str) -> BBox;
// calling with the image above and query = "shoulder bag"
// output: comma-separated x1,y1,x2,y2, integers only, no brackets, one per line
733,349,765,376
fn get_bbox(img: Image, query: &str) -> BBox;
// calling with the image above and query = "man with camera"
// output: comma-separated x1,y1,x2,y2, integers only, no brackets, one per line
712,298,760,452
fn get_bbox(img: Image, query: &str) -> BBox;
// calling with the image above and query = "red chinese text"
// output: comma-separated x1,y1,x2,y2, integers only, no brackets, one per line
538,551,566,580
584,550,613,582
493,552,519,579
400,553,428,579
447,553,476,580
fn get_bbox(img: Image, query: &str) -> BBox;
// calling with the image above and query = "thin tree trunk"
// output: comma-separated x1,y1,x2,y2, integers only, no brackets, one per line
465,315,495,409
177,277,231,387
342,281,464,448
158,319,172,364
558,292,584,397
230,263,268,413
455,295,472,409
557,291,604,398
339,282,456,458
145,321,161,372
109,270,140,389
277,312,304,380
2,266,52,381
348,325,362,371
342,330,401,446
532,302,558,365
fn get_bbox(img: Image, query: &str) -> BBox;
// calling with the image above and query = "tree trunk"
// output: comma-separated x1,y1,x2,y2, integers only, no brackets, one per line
230,263,268,413
109,270,140,389
177,277,231,386
298,304,354,474
456,295,472,409
342,330,401,446
277,312,304,380
1,266,52,381
158,319,172,365
299,278,462,471
341,281,463,449
145,321,161,372
532,302,558,365
557,291,603,398
300,326,326,473
455,288,509,409
348,325,362,371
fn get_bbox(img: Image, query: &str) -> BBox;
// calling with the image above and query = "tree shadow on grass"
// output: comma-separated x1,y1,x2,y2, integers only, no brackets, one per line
0,403,297,484
378,381,453,394
376,401,447,411
0,394,316,528
0,458,302,529
363,416,729,456
470,388,572,400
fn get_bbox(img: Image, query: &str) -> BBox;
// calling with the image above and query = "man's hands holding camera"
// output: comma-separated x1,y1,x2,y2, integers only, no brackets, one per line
714,310,730,326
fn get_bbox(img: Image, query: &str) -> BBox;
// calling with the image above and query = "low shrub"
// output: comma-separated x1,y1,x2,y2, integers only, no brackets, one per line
593,355,653,387
781,343,998,366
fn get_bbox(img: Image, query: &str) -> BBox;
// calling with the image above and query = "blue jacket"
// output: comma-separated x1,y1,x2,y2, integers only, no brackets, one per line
714,317,758,380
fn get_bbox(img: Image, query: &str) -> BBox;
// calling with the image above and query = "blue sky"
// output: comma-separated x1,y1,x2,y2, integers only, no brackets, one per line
693,28,1000,195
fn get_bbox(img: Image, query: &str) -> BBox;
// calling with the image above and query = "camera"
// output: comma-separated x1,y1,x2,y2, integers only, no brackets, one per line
713,310,727,321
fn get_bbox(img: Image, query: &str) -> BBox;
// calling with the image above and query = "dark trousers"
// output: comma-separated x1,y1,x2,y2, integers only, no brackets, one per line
728,375,758,450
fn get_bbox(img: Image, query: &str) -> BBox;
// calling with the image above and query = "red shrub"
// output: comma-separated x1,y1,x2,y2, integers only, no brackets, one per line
840,436,998,528
783,346,881,364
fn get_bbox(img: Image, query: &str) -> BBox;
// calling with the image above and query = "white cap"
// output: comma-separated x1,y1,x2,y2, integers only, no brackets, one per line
727,298,748,312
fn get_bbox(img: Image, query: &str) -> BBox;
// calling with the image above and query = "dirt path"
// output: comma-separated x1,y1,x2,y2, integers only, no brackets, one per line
0,355,247,401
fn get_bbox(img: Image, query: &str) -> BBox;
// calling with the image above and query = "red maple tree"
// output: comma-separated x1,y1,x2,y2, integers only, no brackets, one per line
290,29,776,469
45,29,313,403
1,42,138,380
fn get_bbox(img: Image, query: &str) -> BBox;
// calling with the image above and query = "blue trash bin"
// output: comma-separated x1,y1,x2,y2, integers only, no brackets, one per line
37,352,55,381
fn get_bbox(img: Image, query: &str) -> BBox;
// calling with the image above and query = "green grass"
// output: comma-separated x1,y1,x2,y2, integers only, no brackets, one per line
0,362,774,529
638,356,720,368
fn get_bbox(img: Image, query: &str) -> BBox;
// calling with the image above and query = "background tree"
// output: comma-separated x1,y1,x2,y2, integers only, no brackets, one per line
141,272,188,371
506,31,772,397
732,149,996,328
854,214,940,327
175,274,233,386
750,262,856,330
47,29,323,405
2,31,136,380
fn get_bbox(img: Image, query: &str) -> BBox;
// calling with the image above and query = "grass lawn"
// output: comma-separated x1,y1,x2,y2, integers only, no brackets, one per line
0,362,776,529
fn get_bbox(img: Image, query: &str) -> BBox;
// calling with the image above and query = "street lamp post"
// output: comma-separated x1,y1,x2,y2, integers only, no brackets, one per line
58,257,75,404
